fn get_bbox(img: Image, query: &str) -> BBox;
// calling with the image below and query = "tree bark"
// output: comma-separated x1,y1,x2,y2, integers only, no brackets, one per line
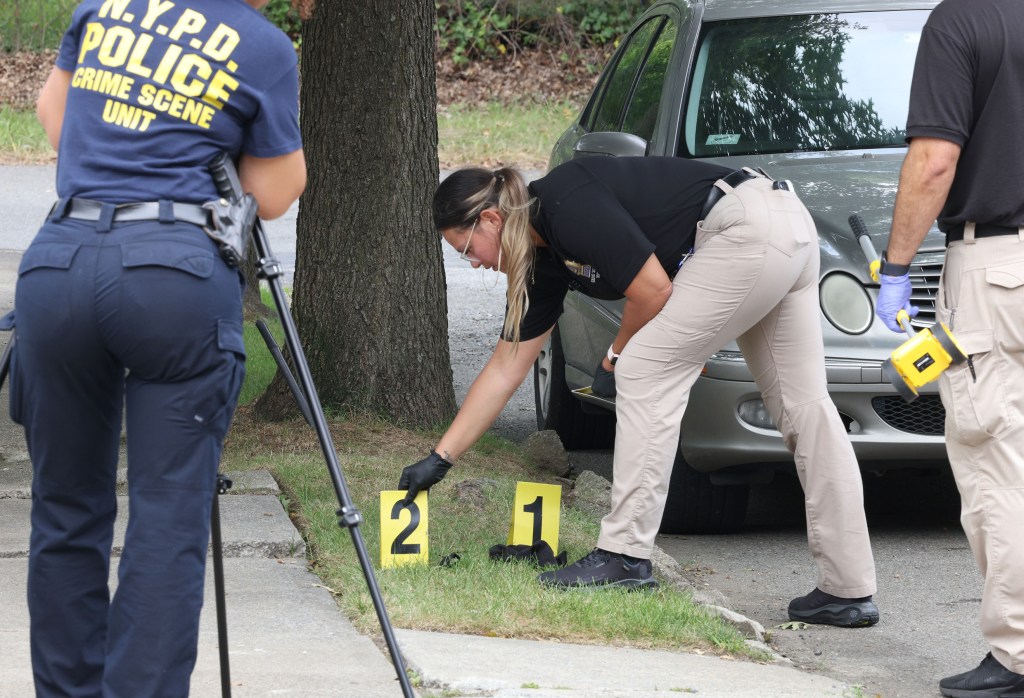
254,0,457,427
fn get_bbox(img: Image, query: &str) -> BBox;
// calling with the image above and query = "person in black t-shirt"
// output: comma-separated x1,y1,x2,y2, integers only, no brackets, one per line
400,157,877,628
877,1,1024,695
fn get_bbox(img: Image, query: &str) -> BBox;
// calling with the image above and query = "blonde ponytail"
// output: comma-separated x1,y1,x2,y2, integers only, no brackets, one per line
493,167,535,347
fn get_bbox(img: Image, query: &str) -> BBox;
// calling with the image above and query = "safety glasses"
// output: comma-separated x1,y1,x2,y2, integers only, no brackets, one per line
459,219,480,263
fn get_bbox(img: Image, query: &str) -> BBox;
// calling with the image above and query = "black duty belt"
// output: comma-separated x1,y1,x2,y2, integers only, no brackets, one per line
49,198,212,228
946,222,1022,244
699,168,760,221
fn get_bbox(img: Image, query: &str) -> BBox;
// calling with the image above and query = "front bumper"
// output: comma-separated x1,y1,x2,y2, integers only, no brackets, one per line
567,351,950,473
681,352,948,471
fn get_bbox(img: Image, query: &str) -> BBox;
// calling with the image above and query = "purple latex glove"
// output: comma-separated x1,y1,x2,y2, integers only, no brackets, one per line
876,272,919,333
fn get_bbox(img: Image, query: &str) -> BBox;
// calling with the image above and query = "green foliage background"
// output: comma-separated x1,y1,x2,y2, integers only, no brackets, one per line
0,0,78,52
1,0,651,55
435,0,650,63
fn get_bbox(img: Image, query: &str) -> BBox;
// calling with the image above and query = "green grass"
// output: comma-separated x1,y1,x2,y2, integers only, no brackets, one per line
239,299,285,406
222,440,761,659
227,313,765,659
2,99,578,169
437,100,581,170
0,107,51,163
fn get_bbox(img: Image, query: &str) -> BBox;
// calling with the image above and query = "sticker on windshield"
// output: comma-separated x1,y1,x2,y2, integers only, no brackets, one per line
706,133,741,145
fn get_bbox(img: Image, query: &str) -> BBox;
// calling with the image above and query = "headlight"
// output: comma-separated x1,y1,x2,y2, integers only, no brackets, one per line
738,399,776,430
819,272,872,334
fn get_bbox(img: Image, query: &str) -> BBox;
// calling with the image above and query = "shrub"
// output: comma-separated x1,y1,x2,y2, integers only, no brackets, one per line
262,0,303,42
434,0,651,62
0,0,650,62
0,0,77,52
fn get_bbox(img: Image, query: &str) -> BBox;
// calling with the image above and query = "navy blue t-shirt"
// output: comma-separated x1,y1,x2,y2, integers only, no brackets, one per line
54,0,301,204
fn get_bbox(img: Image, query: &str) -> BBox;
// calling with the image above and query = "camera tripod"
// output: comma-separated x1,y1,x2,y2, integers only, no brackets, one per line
207,153,415,697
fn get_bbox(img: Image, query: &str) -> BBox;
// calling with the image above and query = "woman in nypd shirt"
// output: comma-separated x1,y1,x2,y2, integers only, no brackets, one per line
12,0,305,694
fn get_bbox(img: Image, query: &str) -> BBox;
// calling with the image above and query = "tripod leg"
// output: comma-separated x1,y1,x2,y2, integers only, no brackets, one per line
258,241,413,691
207,155,415,697
253,229,416,697
255,319,313,426
211,474,233,698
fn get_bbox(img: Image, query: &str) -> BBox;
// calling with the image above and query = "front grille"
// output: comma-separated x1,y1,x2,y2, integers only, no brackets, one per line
908,251,945,327
872,395,946,435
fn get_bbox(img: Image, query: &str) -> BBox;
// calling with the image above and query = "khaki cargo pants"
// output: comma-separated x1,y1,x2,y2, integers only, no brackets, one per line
938,225,1024,672
598,173,877,599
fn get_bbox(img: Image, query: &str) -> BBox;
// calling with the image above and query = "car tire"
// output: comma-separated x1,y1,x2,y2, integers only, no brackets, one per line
533,325,616,450
660,447,749,534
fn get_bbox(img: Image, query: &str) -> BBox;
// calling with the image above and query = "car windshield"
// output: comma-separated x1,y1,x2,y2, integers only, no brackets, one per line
682,10,929,157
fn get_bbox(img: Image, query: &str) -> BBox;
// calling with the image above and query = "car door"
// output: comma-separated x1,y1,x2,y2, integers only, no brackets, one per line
549,3,691,164
553,7,689,388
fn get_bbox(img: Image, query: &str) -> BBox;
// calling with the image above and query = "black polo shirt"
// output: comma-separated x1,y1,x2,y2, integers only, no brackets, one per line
906,0,1024,231
516,156,730,341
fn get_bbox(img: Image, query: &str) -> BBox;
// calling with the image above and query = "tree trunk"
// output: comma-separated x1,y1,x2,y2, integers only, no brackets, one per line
254,0,457,427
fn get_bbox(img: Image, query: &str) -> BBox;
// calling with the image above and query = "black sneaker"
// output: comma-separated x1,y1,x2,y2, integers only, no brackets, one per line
997,674,1024,697
788,587,879,628
939,653,1024,698
537,548,658,590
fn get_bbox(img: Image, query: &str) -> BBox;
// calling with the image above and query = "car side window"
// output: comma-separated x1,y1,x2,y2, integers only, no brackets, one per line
587,17,664,134
620,17,677,142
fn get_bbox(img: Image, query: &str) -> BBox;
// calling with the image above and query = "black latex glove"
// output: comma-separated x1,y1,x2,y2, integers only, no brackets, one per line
592,360,616,399
398,450,453,505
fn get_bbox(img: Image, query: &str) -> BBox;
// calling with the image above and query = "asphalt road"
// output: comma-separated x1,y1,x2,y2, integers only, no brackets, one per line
1,165,986,698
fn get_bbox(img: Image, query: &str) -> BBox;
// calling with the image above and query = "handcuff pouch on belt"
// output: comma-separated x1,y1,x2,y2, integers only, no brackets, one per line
202,194,257,267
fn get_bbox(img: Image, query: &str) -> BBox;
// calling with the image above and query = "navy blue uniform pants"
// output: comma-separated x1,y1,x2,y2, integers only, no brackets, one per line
10,215,246,697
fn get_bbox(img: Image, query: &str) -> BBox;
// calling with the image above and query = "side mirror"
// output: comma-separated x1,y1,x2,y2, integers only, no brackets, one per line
572,132,648,159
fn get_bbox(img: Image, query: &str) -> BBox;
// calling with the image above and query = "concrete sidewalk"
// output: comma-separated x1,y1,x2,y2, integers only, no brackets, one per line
0,470,404,698
0,470,852,698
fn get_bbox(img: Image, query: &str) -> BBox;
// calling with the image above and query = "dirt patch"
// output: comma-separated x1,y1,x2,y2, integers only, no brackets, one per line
224,406,440,463
435,47,609,107
0,51,56,110
226,406,528,473
1,48,606,111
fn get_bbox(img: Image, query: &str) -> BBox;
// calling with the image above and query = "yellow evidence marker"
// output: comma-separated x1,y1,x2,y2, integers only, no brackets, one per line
380,490,428,568
507,481,562,551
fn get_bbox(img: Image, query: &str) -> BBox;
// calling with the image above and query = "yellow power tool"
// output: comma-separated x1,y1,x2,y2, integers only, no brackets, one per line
882,309,967,402
848,214,967,402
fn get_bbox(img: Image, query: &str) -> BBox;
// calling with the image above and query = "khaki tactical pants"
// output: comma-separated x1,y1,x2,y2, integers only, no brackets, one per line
938,225,1024,672
598,174,877,598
